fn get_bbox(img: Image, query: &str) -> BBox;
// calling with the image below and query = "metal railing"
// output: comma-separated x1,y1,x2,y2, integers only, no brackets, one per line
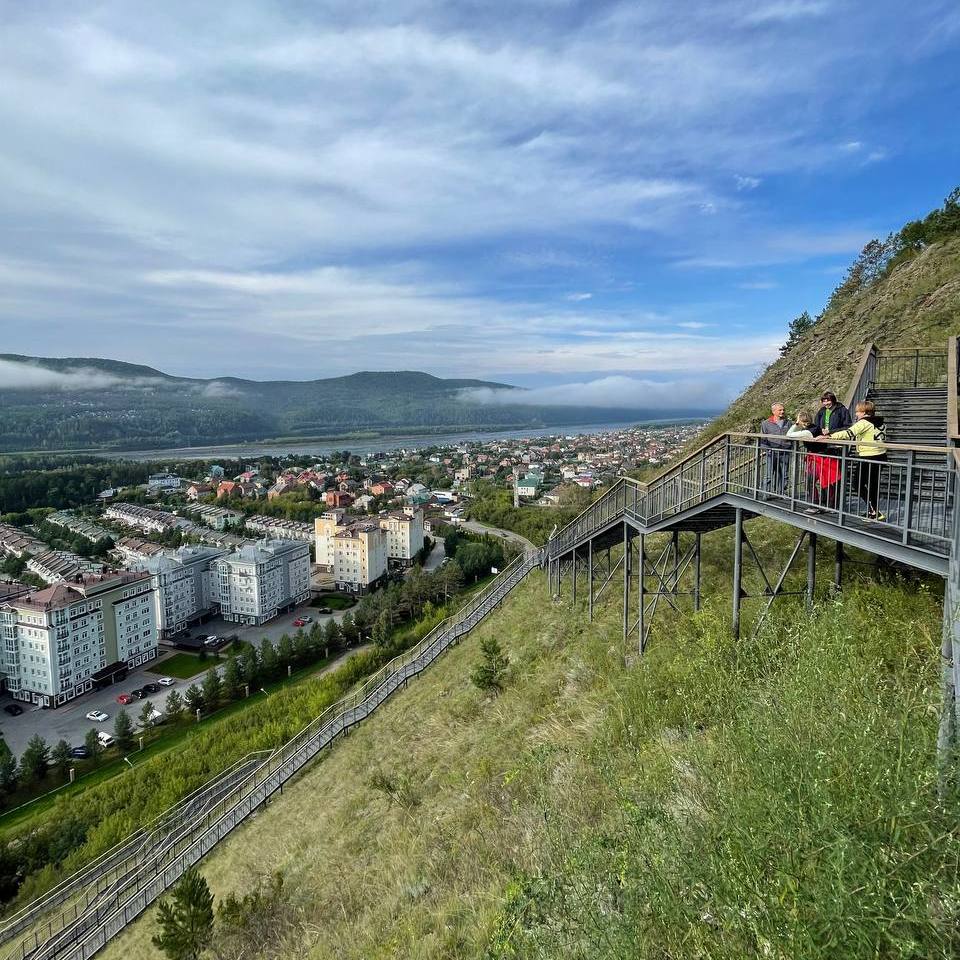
6,549,541,960
872,349,948,389
845,343,878,414
548,433,957,563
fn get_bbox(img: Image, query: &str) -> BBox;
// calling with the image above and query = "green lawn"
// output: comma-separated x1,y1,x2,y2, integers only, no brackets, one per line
311,593,355,610
147,652,220,679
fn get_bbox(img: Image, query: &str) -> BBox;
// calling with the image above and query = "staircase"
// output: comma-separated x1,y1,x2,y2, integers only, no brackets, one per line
866,386,948,446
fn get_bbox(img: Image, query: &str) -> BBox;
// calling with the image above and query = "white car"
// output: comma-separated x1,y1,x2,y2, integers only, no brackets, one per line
85,710,109,723
97,731,115,748
157,677,176,686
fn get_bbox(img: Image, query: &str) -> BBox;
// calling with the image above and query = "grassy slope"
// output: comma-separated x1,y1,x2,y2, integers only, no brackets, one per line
100,525,959,960
700,236,960,441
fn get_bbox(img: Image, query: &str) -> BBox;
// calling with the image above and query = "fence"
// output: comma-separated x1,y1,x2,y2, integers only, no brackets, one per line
872,349,948,389
6,550,541,960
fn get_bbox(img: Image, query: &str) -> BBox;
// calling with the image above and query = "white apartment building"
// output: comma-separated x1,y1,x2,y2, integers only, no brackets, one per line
245,515,314,543
148,473,182,491
135,545,226,640
26,551,105,585
313,509,349,571
0,571,157,707
379,508,424,567
212,539,311,626
105,503,180,535
333,523,387,595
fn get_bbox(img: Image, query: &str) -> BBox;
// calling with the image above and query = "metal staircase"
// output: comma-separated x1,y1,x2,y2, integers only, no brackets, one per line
866,387,948,445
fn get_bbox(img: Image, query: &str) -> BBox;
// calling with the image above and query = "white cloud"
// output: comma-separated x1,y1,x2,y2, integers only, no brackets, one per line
565,292,593,301
744,2,832,25
0,358,163,391
735,175,762,190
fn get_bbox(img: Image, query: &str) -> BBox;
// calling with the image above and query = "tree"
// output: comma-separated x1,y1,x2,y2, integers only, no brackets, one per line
84,728,103,765
779,310,815,355
114,709,134,751
51,739,72,777
471,636,510,694
239,645,260,686
202,668,222,711
166,689,184,722
152,867,214,960
276,634,294,672
323,618,343,656
139,700,156,730
21,734,51,782
221,656,241,702
259,638,278,680
372,612,391,646
0,743,18,794
340,612,359,648
184,684,204,717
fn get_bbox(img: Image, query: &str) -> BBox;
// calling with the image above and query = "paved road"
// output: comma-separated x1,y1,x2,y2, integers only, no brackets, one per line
421,537,446,572
459,519,536,552
0,599,355,756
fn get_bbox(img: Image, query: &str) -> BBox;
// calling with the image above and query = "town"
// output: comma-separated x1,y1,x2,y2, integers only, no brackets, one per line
0,421,700,763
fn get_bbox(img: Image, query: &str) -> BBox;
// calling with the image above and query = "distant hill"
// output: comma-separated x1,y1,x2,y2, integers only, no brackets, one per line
0,356,702,454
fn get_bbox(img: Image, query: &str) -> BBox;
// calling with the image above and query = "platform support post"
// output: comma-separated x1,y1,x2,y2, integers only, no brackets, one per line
571,548,577,604
732,509,744,639
638,533,646,652
588,539,593,621
833,540,843,594
623,523,631,641
807,532,817,609
694,532,702,612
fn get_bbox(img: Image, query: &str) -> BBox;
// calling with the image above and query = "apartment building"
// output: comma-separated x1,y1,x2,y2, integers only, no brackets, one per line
46,512,113,543
313,509,349,572
332,523,387,595
26,550,105,585
379,508,424,568
192,504,242,530
244,515,314,543
212,539,311,626
104,503,181,535
0,571,157,707
134,545,226,640
147,473,182,491
0,523,44,559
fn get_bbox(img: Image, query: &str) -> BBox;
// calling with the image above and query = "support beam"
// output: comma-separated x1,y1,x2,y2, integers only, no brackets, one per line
732,509,744,639
807,532,818,609
638,533,645,653
588,539,594,621
834,540,844,594
623,523,631,641
694,532,702,612
571,548,577,605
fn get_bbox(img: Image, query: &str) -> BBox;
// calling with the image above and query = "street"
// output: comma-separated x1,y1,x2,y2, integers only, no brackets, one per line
459,519,536,552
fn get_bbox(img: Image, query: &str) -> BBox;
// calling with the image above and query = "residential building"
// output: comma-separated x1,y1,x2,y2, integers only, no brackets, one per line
379,508,424,567
186,483,214,500
517,474,543,498
245,515,313,543
326,490,354,508
0,571,157,707
212,539,311,626
314,509,349,571
134,545,226,640
0,523,44,558
192,504,243,530
104,503,180,535
217,481,238,499
114,537,165,564
332,523,387,594
26,551,105,585
148,473,182,491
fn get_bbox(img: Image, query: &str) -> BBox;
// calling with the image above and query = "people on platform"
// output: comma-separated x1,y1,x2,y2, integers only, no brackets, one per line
788,411,839,513
760,402,793,495
813,391,852,441
817,399,887,520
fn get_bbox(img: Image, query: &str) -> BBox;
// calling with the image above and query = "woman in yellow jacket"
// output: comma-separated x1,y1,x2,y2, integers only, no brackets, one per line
817,400,887,520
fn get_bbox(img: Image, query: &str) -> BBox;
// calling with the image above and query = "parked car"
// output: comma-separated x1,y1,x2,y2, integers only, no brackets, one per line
292,618,306,627
316,607,332,615
131,688,147,700
139,707,164,727
300,615,313,623
203,636,218,647
96,731,115,748
86,710,109,722
142,682,159,694
116,693,133,705
69,745,90,759
3,704,23,716
157,677,176,687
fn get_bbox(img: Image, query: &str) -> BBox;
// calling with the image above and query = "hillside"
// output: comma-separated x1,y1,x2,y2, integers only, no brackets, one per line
0,356,704,454
700,226,960,443
94,524,958,960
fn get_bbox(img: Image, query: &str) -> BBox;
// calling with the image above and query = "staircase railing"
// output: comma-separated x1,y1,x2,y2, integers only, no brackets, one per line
6,549,542,960
845,343,877,413
549,433,957,564
871,348,949,389
949,336,959,444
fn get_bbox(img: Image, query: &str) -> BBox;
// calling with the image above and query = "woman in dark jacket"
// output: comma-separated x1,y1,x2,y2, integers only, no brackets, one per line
814,392,852,436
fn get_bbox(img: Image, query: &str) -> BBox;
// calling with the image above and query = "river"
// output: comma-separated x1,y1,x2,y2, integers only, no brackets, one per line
97,418,705,462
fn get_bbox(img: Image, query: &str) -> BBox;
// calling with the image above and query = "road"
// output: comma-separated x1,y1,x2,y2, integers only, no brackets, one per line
459,519,536,552
0,599,353,755
420,537,446,572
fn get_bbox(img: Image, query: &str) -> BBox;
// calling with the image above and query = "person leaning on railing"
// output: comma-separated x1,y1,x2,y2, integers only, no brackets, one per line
816,400,887,521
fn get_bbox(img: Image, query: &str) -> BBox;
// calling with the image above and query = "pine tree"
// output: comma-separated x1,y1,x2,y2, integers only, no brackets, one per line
221,655,241,701
152,867,214,960
340,612,359,647
276,634,294,672
84,728,103,764
0,743,18,794
202,668,222,711
259,638,278,679
114,709,134,751
471,636,510,694
21,734,50,781
184,684,204,717
51,739,72,777
165,689,184,722
780,310,815,355
323,618,343,655
139,700,156,730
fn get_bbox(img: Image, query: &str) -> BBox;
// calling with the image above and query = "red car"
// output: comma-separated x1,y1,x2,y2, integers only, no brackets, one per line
116,693,133,705
292,618,306,627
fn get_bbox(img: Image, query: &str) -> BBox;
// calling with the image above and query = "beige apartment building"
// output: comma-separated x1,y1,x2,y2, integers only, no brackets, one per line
314,509,349,572
0,571,157,707
332,523,387,594
379,508,424,567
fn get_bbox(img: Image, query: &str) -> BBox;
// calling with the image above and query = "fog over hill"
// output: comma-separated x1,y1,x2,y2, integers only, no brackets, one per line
0,355,714,454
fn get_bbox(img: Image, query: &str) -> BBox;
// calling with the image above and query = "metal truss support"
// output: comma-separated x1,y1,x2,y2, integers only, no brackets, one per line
833,540,844,594
587,539,594,621
807,532,817,610
733,509,744,639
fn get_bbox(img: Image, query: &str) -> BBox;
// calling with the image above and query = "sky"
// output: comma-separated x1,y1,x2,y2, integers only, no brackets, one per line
0,0,958,412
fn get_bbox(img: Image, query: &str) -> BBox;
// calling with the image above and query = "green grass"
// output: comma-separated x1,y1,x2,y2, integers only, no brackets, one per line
147,652,220,679
95,522,960,960
310,593,356,610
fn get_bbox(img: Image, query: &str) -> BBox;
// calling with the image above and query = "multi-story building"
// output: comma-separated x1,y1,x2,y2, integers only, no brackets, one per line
104,503,181,535
46,512,113,543
147,473,182,491
0,523,44,559
114,537,166,565
332,523,387,594
212,539,311,626
379,508,424,567
0,571,157,707
26,551,105,585
244,515,314,543
192,504,243,530
314,509,349,572
134,545,226,640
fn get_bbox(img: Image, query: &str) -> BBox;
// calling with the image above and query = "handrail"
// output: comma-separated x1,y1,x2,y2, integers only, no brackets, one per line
845,343,876,411
949,335,959,443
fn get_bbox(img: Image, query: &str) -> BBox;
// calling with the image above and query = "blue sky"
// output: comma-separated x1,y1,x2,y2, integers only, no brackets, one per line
0,0,958,411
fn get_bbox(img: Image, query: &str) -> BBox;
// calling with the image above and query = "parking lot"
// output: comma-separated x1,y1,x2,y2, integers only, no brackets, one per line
0,599,352,756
